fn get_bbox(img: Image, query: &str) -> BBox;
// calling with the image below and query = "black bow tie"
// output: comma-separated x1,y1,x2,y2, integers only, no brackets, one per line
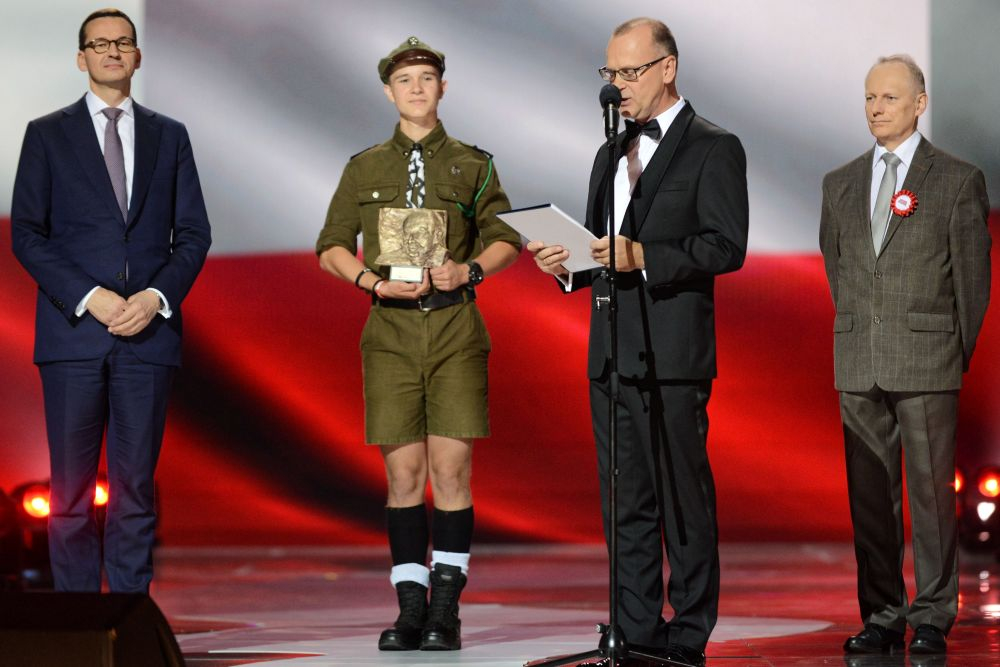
625,119,661,141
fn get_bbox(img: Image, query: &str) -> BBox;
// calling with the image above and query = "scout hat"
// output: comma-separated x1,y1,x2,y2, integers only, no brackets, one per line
378,36,445,83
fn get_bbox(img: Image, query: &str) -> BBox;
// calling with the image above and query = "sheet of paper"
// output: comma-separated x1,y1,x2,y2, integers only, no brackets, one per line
497,204,601,274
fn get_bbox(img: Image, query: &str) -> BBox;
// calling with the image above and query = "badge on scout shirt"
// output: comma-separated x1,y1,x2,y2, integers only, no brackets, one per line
375,208,449,282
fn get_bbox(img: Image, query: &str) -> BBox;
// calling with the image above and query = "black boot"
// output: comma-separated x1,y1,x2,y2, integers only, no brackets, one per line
378,581,427,650
420,563,467,650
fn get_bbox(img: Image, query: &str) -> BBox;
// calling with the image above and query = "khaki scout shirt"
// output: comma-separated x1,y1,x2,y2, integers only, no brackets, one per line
316,122,521,274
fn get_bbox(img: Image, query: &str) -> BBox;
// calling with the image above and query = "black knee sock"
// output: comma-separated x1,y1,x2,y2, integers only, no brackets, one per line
386,504,429,565
432,506,474,554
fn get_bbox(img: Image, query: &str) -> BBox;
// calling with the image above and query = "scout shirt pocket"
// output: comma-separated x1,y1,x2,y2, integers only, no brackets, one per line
355,183,400,243
435,183,476,234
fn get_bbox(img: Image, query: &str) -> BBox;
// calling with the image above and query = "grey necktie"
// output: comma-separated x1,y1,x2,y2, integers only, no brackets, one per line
102,107,128,221
871,152,901,254
406,143,425,208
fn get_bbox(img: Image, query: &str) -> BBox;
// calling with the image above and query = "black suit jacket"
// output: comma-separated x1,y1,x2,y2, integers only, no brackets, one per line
11,96,212,366
573,102,749,381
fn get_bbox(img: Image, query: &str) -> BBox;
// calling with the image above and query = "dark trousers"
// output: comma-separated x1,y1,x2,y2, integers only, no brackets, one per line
840,388,959,633
39,339,174,593
590,377,718,651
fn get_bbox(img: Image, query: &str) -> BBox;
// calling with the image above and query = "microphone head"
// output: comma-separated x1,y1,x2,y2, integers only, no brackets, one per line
599,84,622,108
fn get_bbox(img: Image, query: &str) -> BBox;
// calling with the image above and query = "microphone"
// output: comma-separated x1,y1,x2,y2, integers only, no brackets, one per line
599,84,621,141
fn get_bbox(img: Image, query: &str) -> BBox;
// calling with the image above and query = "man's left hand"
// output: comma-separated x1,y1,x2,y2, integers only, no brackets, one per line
107,290,160,336
429,260,468,292
591,235,644,272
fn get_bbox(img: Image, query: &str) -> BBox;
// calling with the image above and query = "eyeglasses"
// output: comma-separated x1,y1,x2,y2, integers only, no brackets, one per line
83,37,137,54
598,56,667,83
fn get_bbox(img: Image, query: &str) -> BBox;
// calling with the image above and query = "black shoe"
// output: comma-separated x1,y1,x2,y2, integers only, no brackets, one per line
909,624,947,654
843,623,904,654
420,563,467,650
663,644,706,667
378,581,427,651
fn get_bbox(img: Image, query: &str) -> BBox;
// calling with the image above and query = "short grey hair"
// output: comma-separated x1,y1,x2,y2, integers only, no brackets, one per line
612,17,678,60
872,54,926,94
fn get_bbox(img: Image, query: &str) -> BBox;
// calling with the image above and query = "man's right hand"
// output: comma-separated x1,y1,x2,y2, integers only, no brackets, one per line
376,270,432,300
526,240,570,278
85,287,128,326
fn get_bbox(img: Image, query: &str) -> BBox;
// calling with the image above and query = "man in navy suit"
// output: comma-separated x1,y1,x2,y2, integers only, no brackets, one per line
528,17,748,667
11,8,211,593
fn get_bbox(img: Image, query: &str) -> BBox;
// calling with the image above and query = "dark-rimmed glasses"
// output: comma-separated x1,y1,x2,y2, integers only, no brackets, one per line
83,37,137,54
599,56,666,83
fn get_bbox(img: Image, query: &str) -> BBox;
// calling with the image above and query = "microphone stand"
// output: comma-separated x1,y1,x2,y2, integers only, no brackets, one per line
526,90,681,667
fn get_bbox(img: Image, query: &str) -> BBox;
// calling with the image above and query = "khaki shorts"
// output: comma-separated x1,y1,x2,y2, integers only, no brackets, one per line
360,301,491,444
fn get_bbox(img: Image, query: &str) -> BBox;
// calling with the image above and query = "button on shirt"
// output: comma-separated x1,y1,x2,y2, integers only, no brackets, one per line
869,130,921,220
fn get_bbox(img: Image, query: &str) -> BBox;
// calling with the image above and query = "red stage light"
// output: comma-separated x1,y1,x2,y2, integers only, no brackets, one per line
978,470,1000,499
20,485,50,519
95,480,109,506
955,469,964,493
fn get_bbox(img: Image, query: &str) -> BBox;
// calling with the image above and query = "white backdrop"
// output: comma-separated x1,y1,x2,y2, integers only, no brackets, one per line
0,1,945,254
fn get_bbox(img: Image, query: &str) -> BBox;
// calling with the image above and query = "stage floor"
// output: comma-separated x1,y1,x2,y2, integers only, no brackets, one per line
151,543,1000,666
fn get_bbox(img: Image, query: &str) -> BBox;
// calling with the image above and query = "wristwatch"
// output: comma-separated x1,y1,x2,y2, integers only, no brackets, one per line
466,261,484,287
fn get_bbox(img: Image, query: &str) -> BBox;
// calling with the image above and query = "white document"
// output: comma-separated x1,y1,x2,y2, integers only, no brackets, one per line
497,204,601,274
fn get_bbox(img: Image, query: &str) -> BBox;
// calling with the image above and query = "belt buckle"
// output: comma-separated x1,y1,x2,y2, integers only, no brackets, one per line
418,295,431,312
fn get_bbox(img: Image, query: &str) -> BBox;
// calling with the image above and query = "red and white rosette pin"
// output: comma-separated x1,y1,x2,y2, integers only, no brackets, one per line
891,190,918,217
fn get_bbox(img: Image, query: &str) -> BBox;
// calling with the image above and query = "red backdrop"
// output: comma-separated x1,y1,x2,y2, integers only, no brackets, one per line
2,215,998,545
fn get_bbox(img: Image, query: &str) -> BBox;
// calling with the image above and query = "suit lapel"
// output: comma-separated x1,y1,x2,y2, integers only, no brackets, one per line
128,102,161,228
625,103,695,238
879,137,933,253
61,96,124,223
588,131,631,238
846,149,876,263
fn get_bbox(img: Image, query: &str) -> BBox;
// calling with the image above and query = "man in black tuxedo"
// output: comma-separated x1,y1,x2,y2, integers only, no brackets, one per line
528,17,748,667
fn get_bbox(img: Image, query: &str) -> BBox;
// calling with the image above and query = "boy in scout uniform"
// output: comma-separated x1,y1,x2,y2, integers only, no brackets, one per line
316,37,520,651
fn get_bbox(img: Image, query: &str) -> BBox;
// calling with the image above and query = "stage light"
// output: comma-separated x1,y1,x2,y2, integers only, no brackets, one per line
95,480,109,507
19,484,50,520
955,469,964,493
978,469,1000,498
978,502,997,522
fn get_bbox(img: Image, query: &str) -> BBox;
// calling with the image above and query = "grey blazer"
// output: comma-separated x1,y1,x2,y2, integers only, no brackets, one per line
819,137,991,392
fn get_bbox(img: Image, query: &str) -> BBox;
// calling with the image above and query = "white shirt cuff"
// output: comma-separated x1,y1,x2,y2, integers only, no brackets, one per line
146,288,172,318
76,286,101,317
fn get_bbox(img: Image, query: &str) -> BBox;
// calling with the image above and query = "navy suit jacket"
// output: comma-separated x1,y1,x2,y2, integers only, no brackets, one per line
573,102,749,381
11,96,211,366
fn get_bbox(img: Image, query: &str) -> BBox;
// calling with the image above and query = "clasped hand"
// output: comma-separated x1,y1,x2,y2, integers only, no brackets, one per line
86,287,160,336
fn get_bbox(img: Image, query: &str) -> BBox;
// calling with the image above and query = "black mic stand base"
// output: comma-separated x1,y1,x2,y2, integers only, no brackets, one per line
524,621,686,666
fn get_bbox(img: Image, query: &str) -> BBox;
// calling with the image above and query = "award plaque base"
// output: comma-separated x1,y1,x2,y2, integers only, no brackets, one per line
389,265,425,283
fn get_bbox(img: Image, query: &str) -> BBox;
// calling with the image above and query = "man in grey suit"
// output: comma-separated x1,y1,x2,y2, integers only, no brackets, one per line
820,55,991,655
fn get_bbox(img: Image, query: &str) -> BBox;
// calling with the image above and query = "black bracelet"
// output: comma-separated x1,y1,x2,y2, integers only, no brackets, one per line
354,268,372,289
371,279,386,298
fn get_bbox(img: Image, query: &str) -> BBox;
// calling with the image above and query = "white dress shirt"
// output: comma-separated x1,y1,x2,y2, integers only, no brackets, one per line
77,92,171,318
559,98,687,290
869,130,922,220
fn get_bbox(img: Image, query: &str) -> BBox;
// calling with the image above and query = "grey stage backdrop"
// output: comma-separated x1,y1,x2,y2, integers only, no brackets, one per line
3,1,997,255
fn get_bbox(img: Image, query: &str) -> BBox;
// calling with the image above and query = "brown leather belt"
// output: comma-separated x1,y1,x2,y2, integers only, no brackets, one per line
374,287,475,312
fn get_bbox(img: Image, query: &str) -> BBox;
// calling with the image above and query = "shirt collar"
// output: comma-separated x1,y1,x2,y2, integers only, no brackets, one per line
627,97,686,143
392,121,448,158
649,96,686,139
872,130,922,170
85,90,134,119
